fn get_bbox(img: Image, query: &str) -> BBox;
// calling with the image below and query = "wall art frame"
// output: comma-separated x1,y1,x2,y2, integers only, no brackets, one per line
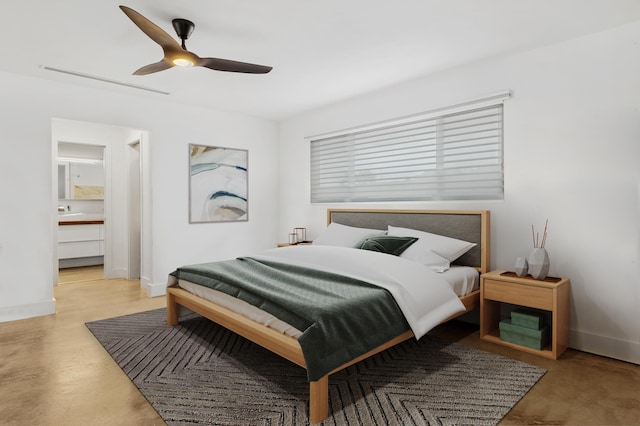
189,144,248,223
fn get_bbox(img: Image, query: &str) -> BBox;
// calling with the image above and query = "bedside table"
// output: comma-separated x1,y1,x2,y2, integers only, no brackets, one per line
277,242,313,247
480,270,570,359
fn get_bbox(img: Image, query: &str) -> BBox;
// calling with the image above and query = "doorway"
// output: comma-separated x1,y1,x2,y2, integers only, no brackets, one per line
128,140,141,279
52,118,150,289
56,142,106,282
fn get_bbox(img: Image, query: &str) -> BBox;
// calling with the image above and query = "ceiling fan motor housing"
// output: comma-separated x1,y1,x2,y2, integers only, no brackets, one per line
172,18,195,41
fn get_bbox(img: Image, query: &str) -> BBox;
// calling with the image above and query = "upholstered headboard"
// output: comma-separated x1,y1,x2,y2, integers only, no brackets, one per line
327,209,490,273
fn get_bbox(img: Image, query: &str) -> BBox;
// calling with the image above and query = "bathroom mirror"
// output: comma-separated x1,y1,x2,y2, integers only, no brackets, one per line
57,142,105,200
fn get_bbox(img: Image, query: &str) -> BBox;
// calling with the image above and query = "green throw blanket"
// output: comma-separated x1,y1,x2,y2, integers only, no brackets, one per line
170,257,410,381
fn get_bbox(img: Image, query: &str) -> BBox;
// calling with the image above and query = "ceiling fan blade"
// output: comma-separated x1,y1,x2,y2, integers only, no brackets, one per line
120,5,182,51
133,60,174,75
197,57,272,74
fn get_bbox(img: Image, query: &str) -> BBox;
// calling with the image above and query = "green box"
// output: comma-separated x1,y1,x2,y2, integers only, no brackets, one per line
499,319,549,350
511,308,546,329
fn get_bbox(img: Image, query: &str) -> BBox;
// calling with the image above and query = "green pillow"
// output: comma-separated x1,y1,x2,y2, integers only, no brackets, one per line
354,235,418,256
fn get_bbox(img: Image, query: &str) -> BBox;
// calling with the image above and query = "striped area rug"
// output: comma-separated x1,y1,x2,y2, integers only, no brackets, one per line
86,309,545,426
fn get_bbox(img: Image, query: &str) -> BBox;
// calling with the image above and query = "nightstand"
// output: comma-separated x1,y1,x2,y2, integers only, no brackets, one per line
480,270,570,359
277,242,312,247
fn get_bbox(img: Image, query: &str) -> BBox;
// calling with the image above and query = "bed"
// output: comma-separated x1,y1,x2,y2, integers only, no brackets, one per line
166,208,490,423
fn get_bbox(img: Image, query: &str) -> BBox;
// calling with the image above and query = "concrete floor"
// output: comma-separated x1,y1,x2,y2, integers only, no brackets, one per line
0,270,638,425
431,322,640,425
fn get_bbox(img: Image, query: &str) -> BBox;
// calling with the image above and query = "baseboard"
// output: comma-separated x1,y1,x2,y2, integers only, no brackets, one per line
570,329,639,365
0,298,56,323
140,275,152,290
146,281,167,298
59,256,103,269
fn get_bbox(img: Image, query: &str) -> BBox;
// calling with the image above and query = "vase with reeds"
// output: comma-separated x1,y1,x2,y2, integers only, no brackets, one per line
528,220,550,280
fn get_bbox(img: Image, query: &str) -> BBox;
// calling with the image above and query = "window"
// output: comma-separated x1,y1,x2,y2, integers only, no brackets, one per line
310,98,506,203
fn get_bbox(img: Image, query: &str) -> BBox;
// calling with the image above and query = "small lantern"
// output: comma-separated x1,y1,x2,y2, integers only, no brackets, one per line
293,227,307,243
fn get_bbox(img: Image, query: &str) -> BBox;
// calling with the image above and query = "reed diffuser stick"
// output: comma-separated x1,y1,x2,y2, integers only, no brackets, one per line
541,219,549,248
531,220,549,249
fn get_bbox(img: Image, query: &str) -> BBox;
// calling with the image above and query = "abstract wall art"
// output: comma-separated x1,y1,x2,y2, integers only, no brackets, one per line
189,144,248,223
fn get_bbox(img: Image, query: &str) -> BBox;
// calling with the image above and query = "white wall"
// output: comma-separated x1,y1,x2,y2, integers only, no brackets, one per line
278,21,640,364
0,71,279,321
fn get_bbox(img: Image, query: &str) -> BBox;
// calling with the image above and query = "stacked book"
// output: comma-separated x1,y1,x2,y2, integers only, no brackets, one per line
499,308,549,350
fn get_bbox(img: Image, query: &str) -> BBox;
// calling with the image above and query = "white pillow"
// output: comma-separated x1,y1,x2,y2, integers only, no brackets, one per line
387,225,477,263
312,222,385,247
412,250,451,273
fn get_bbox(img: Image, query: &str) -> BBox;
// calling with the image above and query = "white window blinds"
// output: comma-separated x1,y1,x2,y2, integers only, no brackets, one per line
310,102,504,203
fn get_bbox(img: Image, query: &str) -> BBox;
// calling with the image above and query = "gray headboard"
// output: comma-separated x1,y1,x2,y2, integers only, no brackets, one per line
327,209,490,273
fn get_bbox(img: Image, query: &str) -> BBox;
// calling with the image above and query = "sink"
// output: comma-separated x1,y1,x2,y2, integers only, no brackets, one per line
58,212,104,222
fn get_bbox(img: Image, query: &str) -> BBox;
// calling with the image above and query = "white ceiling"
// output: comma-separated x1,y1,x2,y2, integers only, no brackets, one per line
3,0,640,121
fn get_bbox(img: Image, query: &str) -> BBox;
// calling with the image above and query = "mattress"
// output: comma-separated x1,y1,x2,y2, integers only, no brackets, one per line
176,265,478,339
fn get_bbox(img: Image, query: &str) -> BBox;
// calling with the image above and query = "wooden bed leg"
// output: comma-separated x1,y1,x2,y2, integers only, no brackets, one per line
166,290,179,326
309,375,329,424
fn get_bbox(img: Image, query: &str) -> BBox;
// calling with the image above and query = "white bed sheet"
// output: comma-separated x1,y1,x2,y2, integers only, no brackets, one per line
173,257,478,340
442,265,479,296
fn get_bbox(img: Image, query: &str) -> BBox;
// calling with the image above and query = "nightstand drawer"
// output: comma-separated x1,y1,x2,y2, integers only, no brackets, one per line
483,279,553,310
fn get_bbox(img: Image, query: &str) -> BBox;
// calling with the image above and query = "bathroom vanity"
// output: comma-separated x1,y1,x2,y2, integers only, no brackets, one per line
58,215,104,268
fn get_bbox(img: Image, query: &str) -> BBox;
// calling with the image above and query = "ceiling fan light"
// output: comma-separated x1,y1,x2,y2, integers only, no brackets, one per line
173,57,194,67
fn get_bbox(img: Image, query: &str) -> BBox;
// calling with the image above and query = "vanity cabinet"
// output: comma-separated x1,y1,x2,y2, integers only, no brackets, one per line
58,223,104,259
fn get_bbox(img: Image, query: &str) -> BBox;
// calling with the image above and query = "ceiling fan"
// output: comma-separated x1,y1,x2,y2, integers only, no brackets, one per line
119,5,272,75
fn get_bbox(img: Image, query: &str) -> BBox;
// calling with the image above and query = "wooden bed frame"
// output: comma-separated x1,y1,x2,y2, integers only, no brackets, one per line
167,209,490,423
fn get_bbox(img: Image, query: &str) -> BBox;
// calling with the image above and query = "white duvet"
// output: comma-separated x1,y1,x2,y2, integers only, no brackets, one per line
251,245,465,340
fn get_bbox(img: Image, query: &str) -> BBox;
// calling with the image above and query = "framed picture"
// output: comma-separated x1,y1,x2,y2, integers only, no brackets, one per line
189,144,248,223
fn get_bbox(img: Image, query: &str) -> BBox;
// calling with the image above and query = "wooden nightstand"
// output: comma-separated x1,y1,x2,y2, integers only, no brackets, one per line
480,270,570,359
277,242,313,247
